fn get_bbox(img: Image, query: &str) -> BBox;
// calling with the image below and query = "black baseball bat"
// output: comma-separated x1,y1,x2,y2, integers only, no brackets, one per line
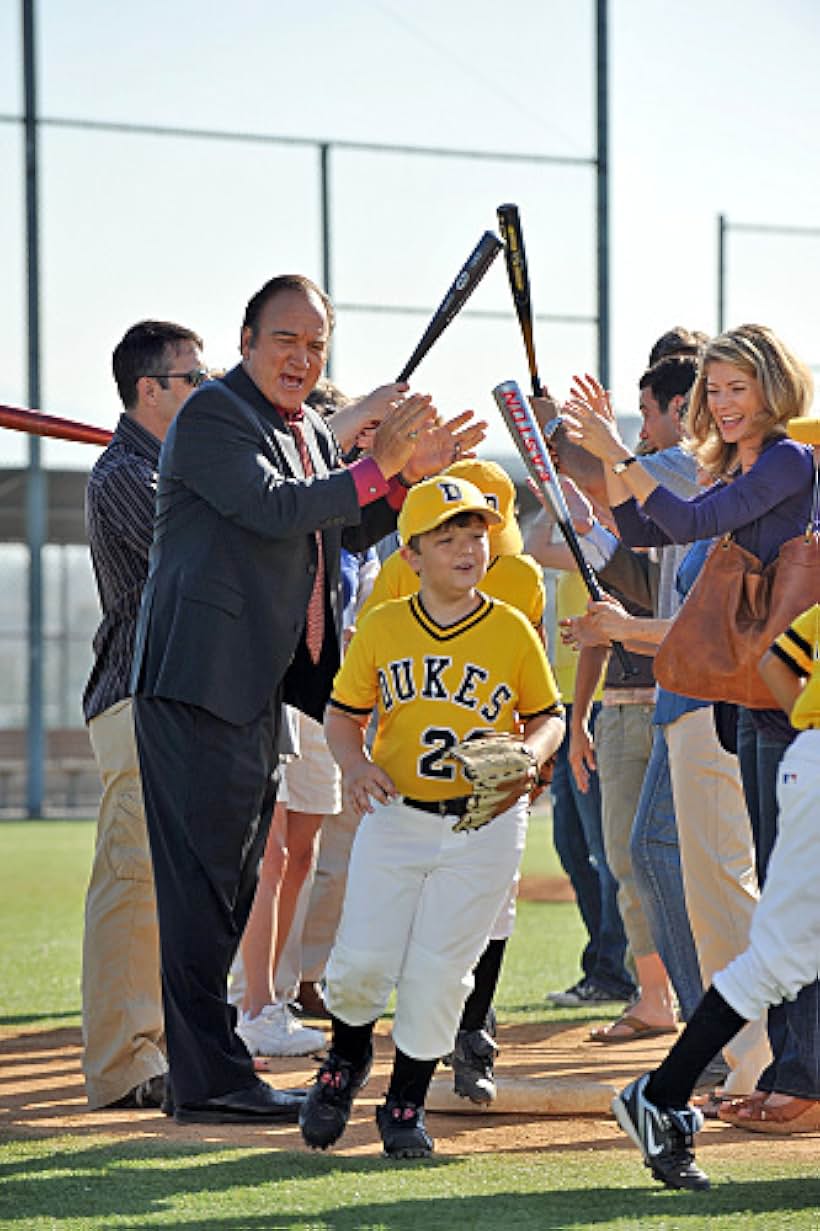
493,380,636,679
497,203,541,399
396,231,503,382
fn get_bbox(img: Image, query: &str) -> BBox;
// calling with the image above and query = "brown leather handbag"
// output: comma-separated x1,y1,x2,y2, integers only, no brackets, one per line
654,463,820,709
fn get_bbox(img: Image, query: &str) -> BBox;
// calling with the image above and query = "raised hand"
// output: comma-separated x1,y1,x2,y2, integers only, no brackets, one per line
329,381,409,452
400,409,488,484
570,373,616,423
369,393,437,478
563,372,627,463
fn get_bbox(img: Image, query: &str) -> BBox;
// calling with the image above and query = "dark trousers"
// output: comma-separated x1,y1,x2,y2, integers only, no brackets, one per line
133,694,280,1107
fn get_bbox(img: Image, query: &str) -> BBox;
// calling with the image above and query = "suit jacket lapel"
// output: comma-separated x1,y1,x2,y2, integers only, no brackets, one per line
302,409,330,477
222,365,303,477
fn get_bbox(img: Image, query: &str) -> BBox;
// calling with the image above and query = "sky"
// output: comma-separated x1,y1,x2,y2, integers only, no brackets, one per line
1,0,820,473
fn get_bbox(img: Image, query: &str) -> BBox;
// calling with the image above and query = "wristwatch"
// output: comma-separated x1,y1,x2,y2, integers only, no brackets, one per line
612,455,638,475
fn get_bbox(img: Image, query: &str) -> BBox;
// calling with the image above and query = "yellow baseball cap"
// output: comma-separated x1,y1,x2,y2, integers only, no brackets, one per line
788,416,820,445
446,458,524,556
398,475,503,544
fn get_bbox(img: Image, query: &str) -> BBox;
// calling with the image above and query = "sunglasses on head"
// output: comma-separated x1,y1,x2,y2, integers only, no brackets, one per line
146,368,211,389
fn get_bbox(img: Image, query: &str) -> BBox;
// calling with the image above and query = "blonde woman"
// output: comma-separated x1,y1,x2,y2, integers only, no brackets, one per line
563,324,818,1133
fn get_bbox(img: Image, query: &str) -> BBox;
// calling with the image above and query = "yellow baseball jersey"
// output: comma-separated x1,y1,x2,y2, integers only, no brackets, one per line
772,603,820,730
356,549,545,629
330,593,561,801
554,571,606,704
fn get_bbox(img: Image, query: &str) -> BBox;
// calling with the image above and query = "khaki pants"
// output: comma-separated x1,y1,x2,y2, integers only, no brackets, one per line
82,698,166,1108
596,702,655,957
667,705,771,1094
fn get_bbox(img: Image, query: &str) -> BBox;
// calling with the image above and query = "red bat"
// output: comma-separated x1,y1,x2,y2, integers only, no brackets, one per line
0,403,112,447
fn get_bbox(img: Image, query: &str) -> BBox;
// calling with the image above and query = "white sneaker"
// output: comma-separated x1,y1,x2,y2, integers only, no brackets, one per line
236,1002,326,1057
228,950,246,1008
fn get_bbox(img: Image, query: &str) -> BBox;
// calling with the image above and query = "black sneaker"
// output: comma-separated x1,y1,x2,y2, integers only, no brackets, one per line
105,1073,167,1110
548,978,631,1008
376,1098,434,1159
299,1048,372,1150
452,1028,498,1104
612,1073,710,1192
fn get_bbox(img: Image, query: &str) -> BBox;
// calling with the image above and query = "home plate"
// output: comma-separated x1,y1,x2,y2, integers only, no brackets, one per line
426,1073,617,1116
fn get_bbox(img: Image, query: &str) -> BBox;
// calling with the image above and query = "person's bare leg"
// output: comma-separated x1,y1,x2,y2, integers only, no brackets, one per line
630,952,678,1025
273,810,324,973
241,801,288,1018
591,952,678,1040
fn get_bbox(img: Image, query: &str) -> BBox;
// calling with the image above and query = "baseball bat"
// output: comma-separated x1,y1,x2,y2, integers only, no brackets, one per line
496,203,541,398
492,380,636,678
0,403,112,446
396,230,503,382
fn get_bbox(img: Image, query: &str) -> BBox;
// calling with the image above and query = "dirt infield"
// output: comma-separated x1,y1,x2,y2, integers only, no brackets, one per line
2,1020,817,1167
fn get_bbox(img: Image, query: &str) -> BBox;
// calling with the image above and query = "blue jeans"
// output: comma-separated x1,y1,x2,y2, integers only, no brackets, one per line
629,727,703,1021
550,704,634,998
736,708,820,1099
736,708,792,884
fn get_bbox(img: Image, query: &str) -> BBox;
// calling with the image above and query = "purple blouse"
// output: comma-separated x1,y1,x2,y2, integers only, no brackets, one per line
613,437,814,567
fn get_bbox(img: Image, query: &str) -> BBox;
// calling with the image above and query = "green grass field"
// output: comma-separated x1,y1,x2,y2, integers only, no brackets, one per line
1,815,819,1231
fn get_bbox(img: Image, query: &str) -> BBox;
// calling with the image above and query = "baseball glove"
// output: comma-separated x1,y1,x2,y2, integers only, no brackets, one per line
443,733,538,833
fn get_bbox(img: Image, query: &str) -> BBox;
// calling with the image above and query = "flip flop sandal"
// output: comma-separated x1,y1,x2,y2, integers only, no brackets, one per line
587,1014,679,1044
735,1096,820,1135
716,1090,768,1125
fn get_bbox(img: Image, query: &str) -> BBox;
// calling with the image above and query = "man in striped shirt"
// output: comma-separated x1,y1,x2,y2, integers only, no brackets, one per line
81,319,205,1110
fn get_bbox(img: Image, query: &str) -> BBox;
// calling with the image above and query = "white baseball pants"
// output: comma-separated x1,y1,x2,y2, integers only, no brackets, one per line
714,729,820,1022
324,795,529,1059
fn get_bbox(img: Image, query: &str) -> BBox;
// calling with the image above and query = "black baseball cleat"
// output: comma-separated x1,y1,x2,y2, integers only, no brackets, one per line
299,1048,372,1150
452,1028,498,1104
612,1073,710,1192
376,1097,434,1159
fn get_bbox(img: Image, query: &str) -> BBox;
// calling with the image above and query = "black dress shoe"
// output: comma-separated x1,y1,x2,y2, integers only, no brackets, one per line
174,1080,305,1124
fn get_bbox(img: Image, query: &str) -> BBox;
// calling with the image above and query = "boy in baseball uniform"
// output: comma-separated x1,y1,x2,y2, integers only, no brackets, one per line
356,457,547,1103
299,475,564,1158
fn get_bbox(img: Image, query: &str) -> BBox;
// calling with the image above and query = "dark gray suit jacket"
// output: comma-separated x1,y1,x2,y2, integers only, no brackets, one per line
131,365,397,726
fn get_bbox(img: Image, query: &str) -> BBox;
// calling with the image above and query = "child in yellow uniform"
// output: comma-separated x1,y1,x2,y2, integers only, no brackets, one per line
357,457,546,1103
299,475,564,1159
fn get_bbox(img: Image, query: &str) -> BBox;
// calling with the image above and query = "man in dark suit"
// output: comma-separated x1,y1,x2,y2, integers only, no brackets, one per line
131,274,448,1123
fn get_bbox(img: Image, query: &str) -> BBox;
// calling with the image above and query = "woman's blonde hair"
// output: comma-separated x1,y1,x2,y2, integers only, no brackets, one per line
687,324,813,477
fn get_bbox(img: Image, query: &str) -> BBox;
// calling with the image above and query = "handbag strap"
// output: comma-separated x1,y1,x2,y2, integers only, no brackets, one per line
810,454,820,536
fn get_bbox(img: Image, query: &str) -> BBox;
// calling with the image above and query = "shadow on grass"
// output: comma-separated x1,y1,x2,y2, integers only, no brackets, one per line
0,1012,80,1028
0,1141,818,1228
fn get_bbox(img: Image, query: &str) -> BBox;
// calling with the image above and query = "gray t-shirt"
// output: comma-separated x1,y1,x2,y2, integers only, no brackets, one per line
640,446,699,620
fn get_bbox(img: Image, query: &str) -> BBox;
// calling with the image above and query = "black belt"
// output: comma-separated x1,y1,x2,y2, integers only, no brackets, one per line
402,795,470,817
